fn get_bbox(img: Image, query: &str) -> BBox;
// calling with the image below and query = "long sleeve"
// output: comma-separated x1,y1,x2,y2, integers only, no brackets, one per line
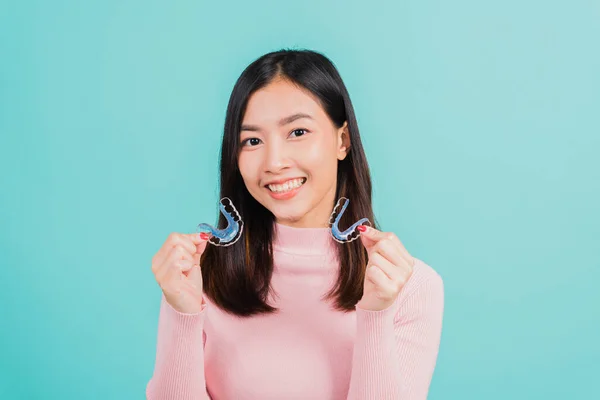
146,294,211,400
347,264,445,400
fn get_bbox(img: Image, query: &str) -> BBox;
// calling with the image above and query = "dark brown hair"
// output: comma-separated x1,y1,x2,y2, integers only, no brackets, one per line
201,49,378,317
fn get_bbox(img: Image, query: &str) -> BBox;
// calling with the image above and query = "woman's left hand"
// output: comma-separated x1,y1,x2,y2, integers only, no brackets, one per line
356,226,416,312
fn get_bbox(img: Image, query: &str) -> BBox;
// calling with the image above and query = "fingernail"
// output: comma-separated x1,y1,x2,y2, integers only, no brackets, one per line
200,233,209,240
357,225,367,232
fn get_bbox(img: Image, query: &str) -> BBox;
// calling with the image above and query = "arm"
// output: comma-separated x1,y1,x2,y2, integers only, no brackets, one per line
347,265,444,400
146,294,211,400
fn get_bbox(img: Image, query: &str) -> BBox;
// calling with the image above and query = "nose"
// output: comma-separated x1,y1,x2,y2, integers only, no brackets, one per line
264,137,290,174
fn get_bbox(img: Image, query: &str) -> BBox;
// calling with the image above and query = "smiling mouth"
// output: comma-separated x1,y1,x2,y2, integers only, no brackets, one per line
266,178,307,194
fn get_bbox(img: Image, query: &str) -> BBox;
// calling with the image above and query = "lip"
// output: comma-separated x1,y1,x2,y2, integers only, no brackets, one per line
263,177,306,186
265,177,306,200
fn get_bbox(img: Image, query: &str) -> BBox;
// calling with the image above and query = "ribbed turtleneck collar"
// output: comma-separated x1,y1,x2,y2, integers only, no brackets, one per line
272,222,338,256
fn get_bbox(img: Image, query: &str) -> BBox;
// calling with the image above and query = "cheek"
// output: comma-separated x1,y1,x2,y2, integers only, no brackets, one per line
238,153,258,184
303,141,338,177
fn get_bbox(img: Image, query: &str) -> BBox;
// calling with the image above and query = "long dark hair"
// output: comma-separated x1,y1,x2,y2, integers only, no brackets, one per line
201,49,377,317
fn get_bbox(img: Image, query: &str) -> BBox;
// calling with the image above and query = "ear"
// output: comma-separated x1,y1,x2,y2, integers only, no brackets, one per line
337,121,351,160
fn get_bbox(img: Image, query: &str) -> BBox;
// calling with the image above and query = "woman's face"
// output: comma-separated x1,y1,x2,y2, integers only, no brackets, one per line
238,78,350,228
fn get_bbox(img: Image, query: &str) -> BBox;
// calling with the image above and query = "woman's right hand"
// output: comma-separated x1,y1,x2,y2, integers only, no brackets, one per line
151,232,209,314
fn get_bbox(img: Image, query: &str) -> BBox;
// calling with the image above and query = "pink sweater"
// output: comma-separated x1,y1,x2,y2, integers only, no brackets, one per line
146,223,444,400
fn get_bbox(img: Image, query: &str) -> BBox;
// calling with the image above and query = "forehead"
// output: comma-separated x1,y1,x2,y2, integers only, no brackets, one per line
242,79,326,124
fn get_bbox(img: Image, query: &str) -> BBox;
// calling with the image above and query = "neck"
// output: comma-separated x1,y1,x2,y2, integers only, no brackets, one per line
273,222,337,256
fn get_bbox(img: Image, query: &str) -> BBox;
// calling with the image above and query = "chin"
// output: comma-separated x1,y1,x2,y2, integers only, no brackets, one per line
254,188,314,226
273,211,305,224
269,205,310,225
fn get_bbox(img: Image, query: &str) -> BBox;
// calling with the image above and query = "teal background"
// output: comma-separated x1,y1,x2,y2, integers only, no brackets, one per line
1,0,598,398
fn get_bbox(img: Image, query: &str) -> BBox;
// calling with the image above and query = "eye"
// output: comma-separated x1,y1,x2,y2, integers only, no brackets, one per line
241,137,262,147
289,128,308,138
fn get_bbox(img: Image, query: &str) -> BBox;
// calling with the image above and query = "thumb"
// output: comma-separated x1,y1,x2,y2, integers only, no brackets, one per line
195,240,208,256
188,232,209,245
192,241,208,265
359,226,383,250
188,264,203,287
359,231,376,250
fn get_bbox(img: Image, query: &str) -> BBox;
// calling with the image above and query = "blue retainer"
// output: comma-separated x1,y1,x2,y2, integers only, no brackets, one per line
197,197,243,246
329,197,371,243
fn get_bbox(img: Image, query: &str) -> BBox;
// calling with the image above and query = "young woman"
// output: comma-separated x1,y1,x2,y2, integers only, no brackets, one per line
147,49,444,400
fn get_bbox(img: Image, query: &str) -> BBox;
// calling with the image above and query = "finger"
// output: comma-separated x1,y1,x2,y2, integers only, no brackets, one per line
359,232,377,250
359,226,393,251
154,233,196,267
363,227,414,266
368,252,401,282
195,240,208,256
187,264,203,286
154,246,193,283
371,238,405,269
370,253,412,293
366,265,396,298
361,226,390,242
178,259,194,273
157,257,193,287
192,240,209,264
167,243,194,262
388,235,413,265
173,234,199,254
187,232,209,246
375,231,412,264
153,241,189,274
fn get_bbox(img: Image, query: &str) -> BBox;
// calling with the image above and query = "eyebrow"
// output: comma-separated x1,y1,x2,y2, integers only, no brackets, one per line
240,113,314,132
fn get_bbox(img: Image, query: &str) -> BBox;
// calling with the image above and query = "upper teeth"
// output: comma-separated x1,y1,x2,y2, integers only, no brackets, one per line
268,178,305,193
